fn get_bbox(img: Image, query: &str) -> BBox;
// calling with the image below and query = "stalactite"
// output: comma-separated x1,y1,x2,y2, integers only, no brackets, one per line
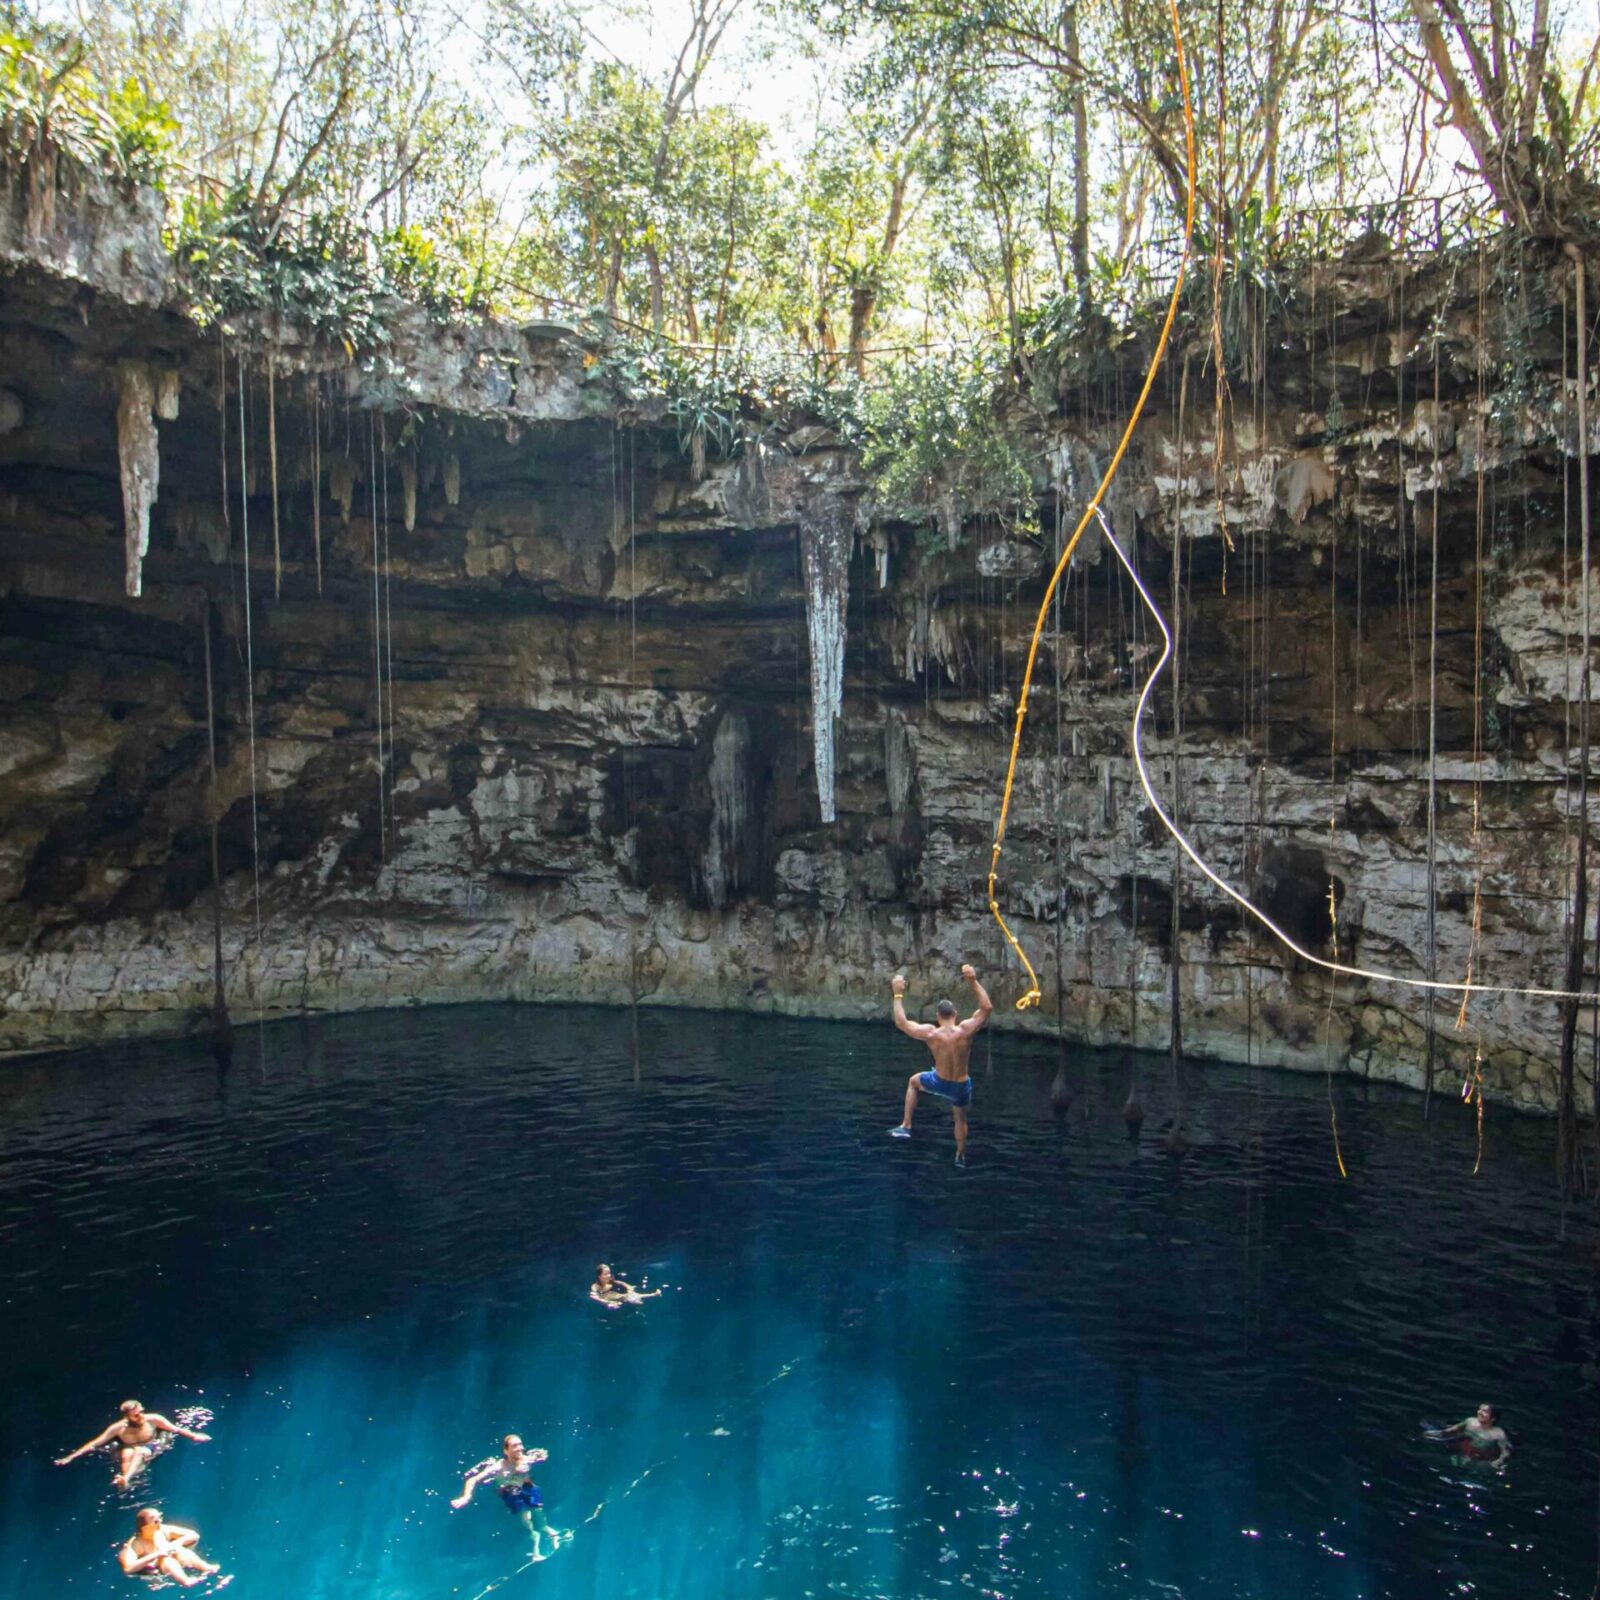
400,450,418,533
799,496,852,824
329,455,357,525
267,358,281,598
444,451,462,507
869,525,890,588
116,360,159,598
884,710,914,818
701,711,750,911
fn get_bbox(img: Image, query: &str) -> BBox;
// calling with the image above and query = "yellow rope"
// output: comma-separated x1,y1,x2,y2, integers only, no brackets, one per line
987,0,1198,1009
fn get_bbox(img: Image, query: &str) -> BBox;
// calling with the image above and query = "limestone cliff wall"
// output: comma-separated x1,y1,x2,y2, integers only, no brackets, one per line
3,177,1599,1114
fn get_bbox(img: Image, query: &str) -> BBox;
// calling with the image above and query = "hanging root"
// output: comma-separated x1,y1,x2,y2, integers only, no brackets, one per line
1325,872,1348,1179
267,357,281,598
310,379,323,594
1098,502,1600,1008
1464,1044,1487,1176
987,0,1196,1010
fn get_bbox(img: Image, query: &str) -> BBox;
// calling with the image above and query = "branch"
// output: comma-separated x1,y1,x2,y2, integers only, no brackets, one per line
1431,0,1507,138
253,86,300,216
1406,0,1522,225
263,81,354,241
252,29,356,218
1573,30,1600,126
1514,0,1551,149
363,149,428,218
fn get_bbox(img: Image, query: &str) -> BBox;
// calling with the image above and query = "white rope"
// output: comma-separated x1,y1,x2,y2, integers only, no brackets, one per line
1097,507,1600,1007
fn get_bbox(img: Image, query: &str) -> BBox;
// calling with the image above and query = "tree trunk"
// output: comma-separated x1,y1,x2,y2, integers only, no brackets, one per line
645,239,666,333
848,170,911,375
1063,1,1092,311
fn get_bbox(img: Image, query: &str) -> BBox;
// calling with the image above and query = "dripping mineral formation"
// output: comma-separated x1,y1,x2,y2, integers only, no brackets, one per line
2,173,1598,1116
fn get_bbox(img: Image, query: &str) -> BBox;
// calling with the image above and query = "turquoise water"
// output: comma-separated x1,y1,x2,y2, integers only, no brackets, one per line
1,1003,1596,1598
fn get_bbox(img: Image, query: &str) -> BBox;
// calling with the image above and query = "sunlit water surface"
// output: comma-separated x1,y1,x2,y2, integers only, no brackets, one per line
2,1004,1597,1599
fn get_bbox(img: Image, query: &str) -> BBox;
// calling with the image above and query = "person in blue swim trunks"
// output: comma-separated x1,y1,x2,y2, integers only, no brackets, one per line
451,1434,565,1560
889,964,992,1167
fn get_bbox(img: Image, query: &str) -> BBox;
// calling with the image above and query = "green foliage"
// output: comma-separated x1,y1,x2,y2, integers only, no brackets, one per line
379,224,490,322
11,0,1597,411
858,350,1037,538
580,324,1031,548
171,183,388,348
538,61,784,345
0,26,173,184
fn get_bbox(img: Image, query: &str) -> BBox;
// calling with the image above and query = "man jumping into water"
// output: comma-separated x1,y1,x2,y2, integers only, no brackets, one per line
889,964,992,1167
451,1434,566,1560
56,1399,211,1489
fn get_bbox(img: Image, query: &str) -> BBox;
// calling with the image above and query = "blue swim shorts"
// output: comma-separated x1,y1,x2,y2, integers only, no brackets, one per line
500,1481,543,1513
918,1071,972,1108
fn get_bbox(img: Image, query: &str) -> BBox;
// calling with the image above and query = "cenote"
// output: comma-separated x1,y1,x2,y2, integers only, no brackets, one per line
4,1004,1597,1599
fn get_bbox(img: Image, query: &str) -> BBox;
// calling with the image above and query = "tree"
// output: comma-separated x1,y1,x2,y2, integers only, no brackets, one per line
1400,0,1600,232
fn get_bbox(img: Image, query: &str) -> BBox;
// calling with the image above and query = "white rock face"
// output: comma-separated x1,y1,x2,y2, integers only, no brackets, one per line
0,194,1596,1127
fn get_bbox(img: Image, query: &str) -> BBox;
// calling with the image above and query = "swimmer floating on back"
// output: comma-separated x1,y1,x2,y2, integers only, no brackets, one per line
1428,1404,1511,1470
889,964,992,1167
57,1399,211,1489
117,1506,228,1588
451,1434,566,1561
590,1263,662,1308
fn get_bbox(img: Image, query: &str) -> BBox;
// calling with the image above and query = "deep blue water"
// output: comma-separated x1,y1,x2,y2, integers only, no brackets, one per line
2,1003,1597,1599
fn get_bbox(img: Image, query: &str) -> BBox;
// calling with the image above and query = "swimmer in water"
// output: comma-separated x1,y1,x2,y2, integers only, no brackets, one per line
889,964,992,1167
117,1507,226,1587
590,1263,662,1308
1435,1404,1511,1470
451,1434,566,1560
57,1399,211,1489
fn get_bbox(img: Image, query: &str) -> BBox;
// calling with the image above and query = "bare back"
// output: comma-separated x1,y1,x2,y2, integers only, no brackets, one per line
922,1023,976,1082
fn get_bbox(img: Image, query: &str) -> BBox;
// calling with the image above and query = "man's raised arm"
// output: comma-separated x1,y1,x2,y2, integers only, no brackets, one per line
959,965,993,1033
891,974,935,1039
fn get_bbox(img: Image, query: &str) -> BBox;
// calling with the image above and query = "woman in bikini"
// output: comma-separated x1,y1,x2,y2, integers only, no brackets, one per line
117,1507,227,1588
590,1263,661,1308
